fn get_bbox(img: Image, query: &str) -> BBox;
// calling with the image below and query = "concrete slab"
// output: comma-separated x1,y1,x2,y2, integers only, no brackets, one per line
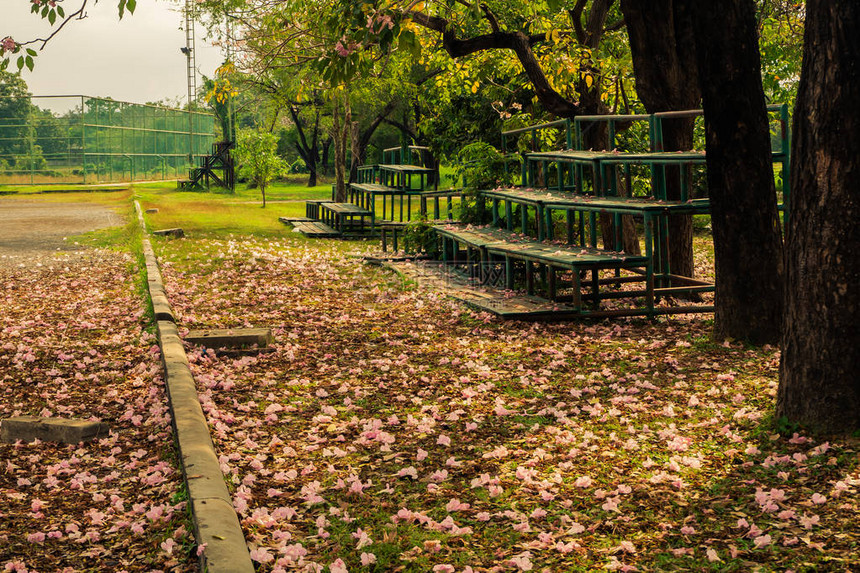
1,416,108,444
151,291,175,323
152,228,185,238
185,328,273,350
135,200,254,573
157,320,254,573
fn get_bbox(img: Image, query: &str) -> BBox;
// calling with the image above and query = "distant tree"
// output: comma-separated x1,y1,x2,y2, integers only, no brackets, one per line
0,70,32,159
32,107,66,156
235,130,286,208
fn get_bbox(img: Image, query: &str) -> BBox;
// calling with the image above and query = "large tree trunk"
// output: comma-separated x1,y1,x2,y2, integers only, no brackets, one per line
348,101,399,183
321,137,332,177
621,0,700,279
685,0,783,343
331,95,350,202
288,105,320,188
778,1,860,432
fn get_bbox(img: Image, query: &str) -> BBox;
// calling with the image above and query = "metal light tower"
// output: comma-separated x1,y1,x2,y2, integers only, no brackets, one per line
182,0,197,163
225,13,236,144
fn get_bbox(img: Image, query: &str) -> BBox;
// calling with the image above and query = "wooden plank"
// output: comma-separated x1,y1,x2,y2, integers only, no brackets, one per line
292,221,340,238
186,328,274,350
322,202,372,215
482,186,709,214
378,164,435,173
433,224,648,267
350,183,397,193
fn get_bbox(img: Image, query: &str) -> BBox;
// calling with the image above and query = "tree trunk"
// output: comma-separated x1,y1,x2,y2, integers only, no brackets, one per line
321,137,332,177
778,1,860,432
332,95,350,202
349,100,399,183
686,0,783,344
349,118,360,183
621,0,700,278
288,105,320,188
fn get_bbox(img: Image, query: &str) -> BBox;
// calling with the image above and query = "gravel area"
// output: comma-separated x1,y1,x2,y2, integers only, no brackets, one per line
0,200,123,268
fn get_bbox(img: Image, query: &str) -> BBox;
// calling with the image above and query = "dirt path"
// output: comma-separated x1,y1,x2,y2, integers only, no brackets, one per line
0,200,122,267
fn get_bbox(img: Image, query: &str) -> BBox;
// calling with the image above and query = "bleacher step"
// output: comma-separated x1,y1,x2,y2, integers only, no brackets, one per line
290,221,341,238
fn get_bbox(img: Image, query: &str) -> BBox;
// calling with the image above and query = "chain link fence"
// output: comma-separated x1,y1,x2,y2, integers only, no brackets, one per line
0,95,216,185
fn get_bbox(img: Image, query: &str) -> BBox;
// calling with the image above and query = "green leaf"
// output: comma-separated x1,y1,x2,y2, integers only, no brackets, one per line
546,0,560,11
26,48,37,57
16,55,24,70
48,9,56,25
25,56,34,72
57,5,64,17
118,0,137,18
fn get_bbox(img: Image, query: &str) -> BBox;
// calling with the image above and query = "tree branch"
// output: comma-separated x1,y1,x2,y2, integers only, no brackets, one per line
19,0,90,51
569,0,588,44
605,18,626,33
585,0,615,48
360,100,398,149
382,117,416,139
415,67,444,86
481,4,501,33
407,12,578,117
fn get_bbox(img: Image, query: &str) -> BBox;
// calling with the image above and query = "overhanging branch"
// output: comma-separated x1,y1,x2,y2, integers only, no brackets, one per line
406,11,578,117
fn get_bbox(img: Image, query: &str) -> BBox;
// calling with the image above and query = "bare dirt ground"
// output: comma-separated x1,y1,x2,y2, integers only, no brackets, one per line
0,200,123,267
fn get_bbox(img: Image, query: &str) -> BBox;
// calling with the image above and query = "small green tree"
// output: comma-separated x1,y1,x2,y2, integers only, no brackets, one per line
235,129,286,207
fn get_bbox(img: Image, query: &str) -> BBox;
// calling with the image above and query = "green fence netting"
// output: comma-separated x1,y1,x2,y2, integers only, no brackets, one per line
0,95,216,185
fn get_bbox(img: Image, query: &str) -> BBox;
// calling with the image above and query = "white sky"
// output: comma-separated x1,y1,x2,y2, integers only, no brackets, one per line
3,0,224,111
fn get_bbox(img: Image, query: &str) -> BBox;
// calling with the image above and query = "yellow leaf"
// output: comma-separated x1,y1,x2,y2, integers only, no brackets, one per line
471,81,479,94
585,74,594,89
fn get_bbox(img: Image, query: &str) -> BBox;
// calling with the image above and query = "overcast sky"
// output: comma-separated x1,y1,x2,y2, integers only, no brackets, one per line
3,0,224,111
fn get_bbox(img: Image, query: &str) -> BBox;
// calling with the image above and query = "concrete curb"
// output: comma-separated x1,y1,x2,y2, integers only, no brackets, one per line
135,201,254,573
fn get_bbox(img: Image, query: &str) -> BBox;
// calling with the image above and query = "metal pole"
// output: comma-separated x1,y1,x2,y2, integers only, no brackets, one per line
185,0,197,168
81,96,86,184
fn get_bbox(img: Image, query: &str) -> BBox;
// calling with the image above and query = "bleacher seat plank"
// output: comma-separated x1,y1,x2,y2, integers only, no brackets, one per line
292,221,340,238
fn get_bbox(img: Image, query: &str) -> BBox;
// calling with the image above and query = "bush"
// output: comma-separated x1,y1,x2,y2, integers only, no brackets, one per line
402,220,440,257
290,157,307,174
453,141,520,191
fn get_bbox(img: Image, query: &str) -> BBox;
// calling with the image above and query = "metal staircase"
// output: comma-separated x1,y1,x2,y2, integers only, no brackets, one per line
179,141,236,190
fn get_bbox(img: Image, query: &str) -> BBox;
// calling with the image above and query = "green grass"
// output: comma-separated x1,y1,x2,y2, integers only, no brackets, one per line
0,187,134,206
0,183,130,195
134,180,332,237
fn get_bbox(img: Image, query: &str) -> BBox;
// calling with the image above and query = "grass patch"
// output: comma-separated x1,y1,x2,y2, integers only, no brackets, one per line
0,188,133,206
134,181,332,237
0,183,130,195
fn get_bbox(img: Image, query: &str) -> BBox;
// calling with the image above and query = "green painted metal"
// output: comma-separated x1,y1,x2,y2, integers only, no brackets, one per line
506,107,790,217
0,95,216,185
